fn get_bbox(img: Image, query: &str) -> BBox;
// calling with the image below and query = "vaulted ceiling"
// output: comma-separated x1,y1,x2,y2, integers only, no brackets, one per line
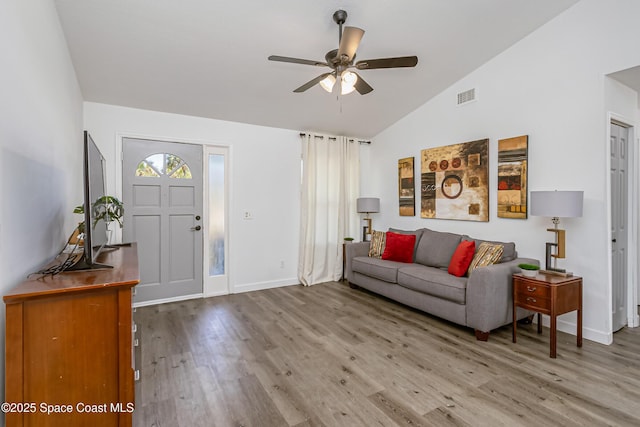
54,0,579,138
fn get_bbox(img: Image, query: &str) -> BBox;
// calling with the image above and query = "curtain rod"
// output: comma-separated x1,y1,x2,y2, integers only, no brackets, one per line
299,132,371,144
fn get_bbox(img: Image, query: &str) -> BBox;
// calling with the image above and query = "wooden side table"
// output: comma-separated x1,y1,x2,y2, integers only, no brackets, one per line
512,273,582,358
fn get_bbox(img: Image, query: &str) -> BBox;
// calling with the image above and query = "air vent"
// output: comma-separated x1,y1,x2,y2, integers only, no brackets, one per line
457,88,476,105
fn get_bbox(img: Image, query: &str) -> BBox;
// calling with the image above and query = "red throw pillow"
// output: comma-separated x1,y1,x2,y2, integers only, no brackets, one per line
381,232,416,263
448,240,476,277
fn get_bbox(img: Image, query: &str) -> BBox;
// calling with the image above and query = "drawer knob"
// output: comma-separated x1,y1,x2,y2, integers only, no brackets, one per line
526,297,537,303
526,286,536,292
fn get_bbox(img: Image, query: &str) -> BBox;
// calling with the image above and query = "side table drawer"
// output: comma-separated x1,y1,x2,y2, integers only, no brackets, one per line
514,277,550,311
514,280,550,299
515,294,550,311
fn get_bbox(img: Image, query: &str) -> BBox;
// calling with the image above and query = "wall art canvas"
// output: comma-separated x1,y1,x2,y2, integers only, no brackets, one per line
497,135,528,219
420,139,489,221
398,157,415,216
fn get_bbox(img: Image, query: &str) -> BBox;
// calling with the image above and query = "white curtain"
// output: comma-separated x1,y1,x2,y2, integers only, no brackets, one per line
298,133,360,286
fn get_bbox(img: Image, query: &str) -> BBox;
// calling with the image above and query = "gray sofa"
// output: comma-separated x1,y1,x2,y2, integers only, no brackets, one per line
345,228,538,340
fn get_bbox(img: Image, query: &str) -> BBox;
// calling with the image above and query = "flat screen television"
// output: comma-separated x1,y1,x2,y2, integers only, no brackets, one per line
68,131,112,270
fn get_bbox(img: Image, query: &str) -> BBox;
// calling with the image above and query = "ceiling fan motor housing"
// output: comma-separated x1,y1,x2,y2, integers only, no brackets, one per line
333,10,348,25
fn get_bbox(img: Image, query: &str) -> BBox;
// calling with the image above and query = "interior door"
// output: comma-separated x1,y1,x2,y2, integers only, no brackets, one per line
611,122,628,332
122,138,203,303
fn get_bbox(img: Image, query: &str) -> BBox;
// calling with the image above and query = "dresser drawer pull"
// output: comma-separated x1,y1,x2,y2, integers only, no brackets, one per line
526,297,537,303
134,370,140,381
526,286,537,292
134,338,139,347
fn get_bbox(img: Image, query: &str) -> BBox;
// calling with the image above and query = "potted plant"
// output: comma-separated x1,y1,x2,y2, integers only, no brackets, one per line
518,263,540,277
344,237,354,243
74,195,124,241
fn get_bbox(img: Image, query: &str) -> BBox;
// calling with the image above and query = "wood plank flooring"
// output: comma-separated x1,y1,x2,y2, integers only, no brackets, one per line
132,281,640,427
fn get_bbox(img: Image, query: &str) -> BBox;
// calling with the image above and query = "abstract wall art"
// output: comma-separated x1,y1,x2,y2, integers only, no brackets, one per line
420,139,489,221
497,135,528,219
398,157,415,216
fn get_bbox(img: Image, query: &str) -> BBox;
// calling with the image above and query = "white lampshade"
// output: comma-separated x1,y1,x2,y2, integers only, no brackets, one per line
320,74,336,93
357,197,380,213
530,190,583,218
340,71,358,95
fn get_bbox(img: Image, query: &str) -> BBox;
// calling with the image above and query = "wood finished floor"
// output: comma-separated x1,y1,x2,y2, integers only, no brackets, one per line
133,281,640,427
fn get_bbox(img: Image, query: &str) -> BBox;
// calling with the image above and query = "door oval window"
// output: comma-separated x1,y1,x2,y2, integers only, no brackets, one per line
135,153,192,179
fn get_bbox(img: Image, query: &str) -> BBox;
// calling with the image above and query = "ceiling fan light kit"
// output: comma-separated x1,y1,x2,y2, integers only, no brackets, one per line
320,71,358,95
319,74,336,92
268,10,418,95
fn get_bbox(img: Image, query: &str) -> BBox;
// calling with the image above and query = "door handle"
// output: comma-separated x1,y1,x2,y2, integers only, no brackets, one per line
190,225,202,231
612,238,617,242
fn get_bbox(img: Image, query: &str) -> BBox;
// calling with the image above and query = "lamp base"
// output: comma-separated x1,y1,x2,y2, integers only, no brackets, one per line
540,269,573,277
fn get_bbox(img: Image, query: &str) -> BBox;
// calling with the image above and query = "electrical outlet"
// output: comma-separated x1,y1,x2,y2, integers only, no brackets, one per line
243,211,253,220
280,260,285,269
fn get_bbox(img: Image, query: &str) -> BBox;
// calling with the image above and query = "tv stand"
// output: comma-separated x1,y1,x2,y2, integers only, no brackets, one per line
65,253,114,271
4,243,140,426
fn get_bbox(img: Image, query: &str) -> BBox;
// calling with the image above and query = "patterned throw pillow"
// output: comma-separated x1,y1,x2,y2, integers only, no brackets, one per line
368,230,386,258
467,242,504,275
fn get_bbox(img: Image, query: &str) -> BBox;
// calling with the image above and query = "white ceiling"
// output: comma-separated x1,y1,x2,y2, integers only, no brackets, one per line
54,0,579,138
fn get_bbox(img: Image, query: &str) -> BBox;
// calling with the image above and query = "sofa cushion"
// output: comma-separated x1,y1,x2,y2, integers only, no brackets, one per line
368,230,386,258
415,229,462,268
467,242,504,275
397,265,468,304
448,240,476,277
382,232,416,263
462,235,516,262
352,256,405,283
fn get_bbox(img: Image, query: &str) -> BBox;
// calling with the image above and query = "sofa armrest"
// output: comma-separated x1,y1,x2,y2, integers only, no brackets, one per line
466,257,539,333
345,242,370,282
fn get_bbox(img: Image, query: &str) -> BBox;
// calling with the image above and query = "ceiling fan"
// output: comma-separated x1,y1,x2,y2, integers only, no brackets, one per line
268,10,418,95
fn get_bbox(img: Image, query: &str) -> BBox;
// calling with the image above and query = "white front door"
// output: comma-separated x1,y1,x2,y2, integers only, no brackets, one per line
122,138,203,303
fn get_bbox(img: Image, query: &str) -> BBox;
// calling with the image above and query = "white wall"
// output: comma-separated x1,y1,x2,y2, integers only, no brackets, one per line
83,102,301,294
366,0,640,345
0,0,84,410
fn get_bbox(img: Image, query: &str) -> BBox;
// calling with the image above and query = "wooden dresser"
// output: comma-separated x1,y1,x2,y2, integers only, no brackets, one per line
4,244,140,427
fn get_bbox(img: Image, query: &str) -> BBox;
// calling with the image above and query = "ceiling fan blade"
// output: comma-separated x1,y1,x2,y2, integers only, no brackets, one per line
353,72,373,95
293,73,332,93
337,26,364,61
355,56,418,70
268,55,328,67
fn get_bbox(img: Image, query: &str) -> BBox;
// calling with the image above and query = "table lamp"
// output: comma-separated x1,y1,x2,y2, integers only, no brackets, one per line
530,190,583,276
357,197,380,241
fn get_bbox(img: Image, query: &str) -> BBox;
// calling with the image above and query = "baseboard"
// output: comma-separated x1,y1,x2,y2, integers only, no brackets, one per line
133,292,203,308
232,278,300,294
203,289,229,298
537,317,612,345
131,279,299,307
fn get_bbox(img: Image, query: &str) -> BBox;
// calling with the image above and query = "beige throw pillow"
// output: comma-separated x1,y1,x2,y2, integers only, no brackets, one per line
467,242,504,275
368,230,386,258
